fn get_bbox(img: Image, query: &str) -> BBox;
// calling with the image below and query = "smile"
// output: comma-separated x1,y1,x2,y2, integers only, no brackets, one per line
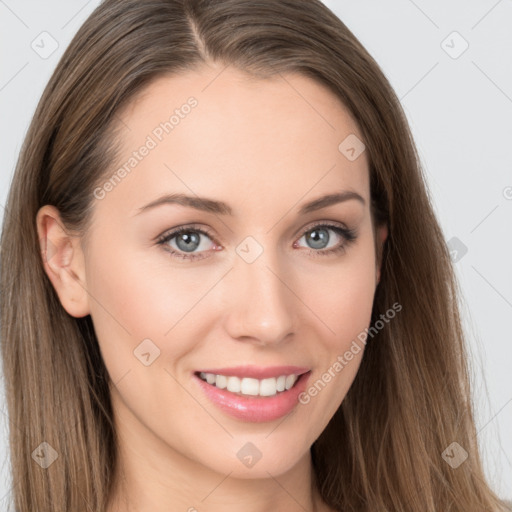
193,366,312,422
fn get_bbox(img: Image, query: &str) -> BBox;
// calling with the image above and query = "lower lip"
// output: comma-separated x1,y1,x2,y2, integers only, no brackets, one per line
193,372,311,423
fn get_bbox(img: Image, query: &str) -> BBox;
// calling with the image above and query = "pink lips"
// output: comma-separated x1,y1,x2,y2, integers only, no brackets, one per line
193,366,312,423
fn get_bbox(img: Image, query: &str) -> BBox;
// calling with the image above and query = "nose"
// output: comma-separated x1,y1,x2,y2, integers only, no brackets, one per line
223,247,295,346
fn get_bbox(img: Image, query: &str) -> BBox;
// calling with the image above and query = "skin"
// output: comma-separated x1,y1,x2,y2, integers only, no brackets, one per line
37,63,388,512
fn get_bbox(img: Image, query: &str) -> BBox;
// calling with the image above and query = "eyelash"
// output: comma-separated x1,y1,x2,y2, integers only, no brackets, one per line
156,222,358,261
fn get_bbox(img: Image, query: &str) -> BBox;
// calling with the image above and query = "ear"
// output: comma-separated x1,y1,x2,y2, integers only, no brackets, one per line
375,223,388,284
36,205,91,318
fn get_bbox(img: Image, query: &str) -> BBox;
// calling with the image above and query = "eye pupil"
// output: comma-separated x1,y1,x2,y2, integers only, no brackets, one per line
176,231,200,252
307,228,329,249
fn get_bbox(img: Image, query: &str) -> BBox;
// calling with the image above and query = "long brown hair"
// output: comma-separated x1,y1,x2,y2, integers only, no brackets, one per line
0,0,509,510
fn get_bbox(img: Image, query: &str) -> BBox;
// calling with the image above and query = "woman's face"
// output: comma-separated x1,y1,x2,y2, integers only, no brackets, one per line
64,64,386,478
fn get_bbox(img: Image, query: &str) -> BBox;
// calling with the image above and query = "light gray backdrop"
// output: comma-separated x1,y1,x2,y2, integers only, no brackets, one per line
1,0,511,506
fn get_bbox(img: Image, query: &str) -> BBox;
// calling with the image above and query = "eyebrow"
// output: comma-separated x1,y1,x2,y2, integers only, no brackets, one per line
135,190,365,217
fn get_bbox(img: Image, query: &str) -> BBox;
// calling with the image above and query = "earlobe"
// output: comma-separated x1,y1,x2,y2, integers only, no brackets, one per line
36,205,91,318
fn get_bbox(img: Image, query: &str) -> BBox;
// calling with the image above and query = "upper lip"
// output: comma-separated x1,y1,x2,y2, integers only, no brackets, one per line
195,365,311,379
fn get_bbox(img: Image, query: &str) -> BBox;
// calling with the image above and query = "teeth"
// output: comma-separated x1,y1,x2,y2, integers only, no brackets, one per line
259,378,277,396
215,374,227,389
226,376,241,393
241,378,260,396
198,372,299,397
285,374,296,390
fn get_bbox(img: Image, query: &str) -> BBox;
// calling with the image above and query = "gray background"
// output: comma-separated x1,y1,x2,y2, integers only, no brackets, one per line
1,0,511,506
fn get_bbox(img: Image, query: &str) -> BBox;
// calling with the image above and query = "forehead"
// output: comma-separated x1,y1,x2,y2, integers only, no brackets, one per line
103,64,369,216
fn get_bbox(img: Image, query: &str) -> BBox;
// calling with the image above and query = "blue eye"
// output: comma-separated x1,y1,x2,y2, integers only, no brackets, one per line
156,222,357,261
295,223,357,257
156,225,217,261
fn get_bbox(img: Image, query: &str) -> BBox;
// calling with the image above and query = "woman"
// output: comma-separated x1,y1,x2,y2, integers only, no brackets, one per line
0,0,509,510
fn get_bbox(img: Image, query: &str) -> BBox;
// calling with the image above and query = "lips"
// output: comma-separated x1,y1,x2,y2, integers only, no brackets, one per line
193,369,312,422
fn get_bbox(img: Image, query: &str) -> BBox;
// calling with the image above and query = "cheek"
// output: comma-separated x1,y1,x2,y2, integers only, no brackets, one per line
84,239,202,431
301,237,377,349
83,230,183,377
84,230,220,382
294,236,376,421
